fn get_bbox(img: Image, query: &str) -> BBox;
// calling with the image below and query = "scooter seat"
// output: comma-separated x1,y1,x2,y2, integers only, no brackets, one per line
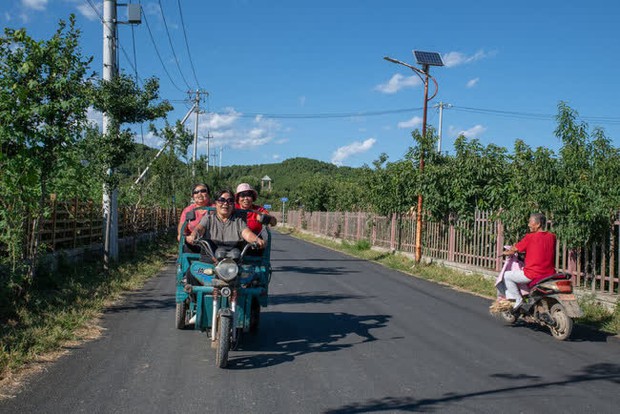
530,272,571,287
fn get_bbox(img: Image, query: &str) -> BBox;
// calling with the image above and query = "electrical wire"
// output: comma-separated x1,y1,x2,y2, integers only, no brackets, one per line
230,107,424,119
157,0,193,90
177,0,201,88
141,5,186,93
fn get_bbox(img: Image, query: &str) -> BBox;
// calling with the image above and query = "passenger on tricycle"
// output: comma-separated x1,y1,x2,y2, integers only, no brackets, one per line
175,188,273,368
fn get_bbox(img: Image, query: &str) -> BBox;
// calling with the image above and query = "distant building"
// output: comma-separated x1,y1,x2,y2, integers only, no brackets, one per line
261,175,272,192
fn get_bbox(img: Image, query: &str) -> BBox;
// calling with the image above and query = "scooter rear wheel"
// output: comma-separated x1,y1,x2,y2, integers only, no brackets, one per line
549,302,573,341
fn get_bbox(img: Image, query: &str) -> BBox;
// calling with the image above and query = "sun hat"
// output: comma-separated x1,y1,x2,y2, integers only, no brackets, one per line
235,183,258,200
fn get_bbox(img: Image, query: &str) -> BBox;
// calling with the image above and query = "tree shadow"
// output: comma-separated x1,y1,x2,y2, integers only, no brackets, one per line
273,265,358,275
268,292,375,306
103,292,176,314
226,311,392,370
324,363,620,413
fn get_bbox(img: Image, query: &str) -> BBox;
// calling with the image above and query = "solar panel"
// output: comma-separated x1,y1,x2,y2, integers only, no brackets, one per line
413,51,444,67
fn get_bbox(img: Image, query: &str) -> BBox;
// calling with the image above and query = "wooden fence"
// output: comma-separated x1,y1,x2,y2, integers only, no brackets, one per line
23,199,178,252
279,210,619,297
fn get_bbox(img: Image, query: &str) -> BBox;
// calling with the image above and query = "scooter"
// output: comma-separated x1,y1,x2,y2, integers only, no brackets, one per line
492,249,583,341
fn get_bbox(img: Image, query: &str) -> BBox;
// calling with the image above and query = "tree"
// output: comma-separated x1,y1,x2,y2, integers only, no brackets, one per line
0,15,93,278
90,73,172,266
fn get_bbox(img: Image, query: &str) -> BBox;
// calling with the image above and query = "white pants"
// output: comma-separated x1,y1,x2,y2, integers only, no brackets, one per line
498,269,531,308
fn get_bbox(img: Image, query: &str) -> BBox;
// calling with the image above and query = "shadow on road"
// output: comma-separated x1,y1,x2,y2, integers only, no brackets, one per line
272,265,358,275
323,363,620,413
502,320,617,343
103,291,176,314
227,311,391,370
268,292,374,306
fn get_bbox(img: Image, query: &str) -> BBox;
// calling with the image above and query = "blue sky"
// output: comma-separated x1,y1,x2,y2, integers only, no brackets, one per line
3,1,620,167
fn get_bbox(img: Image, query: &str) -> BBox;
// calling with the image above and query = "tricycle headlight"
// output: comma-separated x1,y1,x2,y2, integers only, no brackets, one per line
215,259,239,282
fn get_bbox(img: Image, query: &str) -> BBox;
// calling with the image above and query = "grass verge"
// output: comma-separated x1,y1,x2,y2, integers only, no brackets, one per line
279,227,620,336
0,233,176,384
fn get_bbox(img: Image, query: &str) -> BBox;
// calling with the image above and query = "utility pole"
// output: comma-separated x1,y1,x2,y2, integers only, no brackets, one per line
434,101,452,153
205,131,212,172
219,146,223,174
102,1,141,269
102,0,118,269
191,89,208,178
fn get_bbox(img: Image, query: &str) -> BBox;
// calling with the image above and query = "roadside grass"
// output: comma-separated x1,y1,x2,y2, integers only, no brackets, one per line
279,228,620,335
0,233,176,381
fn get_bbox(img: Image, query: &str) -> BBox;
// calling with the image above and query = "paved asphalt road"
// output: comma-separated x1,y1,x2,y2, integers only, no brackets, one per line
2,231,620,414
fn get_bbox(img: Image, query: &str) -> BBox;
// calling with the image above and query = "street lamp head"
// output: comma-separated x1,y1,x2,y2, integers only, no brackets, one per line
383,56,401,64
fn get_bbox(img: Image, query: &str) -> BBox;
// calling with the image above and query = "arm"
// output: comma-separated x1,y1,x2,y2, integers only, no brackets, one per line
242,227,266,249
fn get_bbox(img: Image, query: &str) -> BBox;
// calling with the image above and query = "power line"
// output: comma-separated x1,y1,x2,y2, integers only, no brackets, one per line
177,0,201,88
157,0,193,90
141,5,185,93
231,107,424,119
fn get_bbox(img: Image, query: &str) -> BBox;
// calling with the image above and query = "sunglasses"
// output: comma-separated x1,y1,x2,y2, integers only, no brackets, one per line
193,189,208,195
216,197,235,204
237,191,254,198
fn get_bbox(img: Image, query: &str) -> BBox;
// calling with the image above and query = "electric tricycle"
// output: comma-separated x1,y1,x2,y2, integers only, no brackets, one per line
175,207,272,368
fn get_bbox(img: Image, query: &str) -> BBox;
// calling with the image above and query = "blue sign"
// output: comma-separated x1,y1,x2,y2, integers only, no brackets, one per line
263,204,272,210
281,197,288,202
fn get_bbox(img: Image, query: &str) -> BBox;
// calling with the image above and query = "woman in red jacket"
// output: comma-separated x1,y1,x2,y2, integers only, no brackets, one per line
234,183,277,235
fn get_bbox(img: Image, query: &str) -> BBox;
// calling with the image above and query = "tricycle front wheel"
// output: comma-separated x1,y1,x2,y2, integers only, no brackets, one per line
215,315,231,368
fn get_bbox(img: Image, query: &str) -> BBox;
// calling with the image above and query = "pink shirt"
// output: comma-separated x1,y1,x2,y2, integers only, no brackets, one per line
179,204,209,236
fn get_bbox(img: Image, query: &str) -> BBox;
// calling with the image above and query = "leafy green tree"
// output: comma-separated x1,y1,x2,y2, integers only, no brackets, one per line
551,102,619,248
0,16,93,277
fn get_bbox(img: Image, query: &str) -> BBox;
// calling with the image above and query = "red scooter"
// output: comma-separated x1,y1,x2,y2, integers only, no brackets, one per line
492,250,583,341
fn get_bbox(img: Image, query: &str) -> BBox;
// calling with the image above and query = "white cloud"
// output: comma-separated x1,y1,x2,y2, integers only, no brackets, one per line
331,138,376,166
202,108,240,130
299,96,306,106
22,0,47,11
397,116,423,129
454,124,487,139
196,109,284,151
4,12,12,21
76,3,100,21
466,78,479,88
375,73,421,94
272,154,281,160
442,50,488,68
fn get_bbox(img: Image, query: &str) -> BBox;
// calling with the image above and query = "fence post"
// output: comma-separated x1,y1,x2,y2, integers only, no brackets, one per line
71,198,78,248
50,194,57,251
390,213,396,251
448,216,456,263
495,219,504,271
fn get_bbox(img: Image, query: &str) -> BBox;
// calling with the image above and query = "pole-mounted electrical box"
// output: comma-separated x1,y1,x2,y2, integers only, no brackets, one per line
127,4,141,24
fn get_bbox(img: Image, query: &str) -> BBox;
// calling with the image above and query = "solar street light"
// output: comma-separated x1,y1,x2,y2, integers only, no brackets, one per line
383,50,443,263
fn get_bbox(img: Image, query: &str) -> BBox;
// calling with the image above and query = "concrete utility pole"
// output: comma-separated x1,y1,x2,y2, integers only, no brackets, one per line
205,131,212,172
434,102,452,153
191,89,208,178
102,1,141,268
102,0,118,268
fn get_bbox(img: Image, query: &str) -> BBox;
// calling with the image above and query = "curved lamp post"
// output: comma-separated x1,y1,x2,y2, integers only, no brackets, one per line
384,51,443,263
